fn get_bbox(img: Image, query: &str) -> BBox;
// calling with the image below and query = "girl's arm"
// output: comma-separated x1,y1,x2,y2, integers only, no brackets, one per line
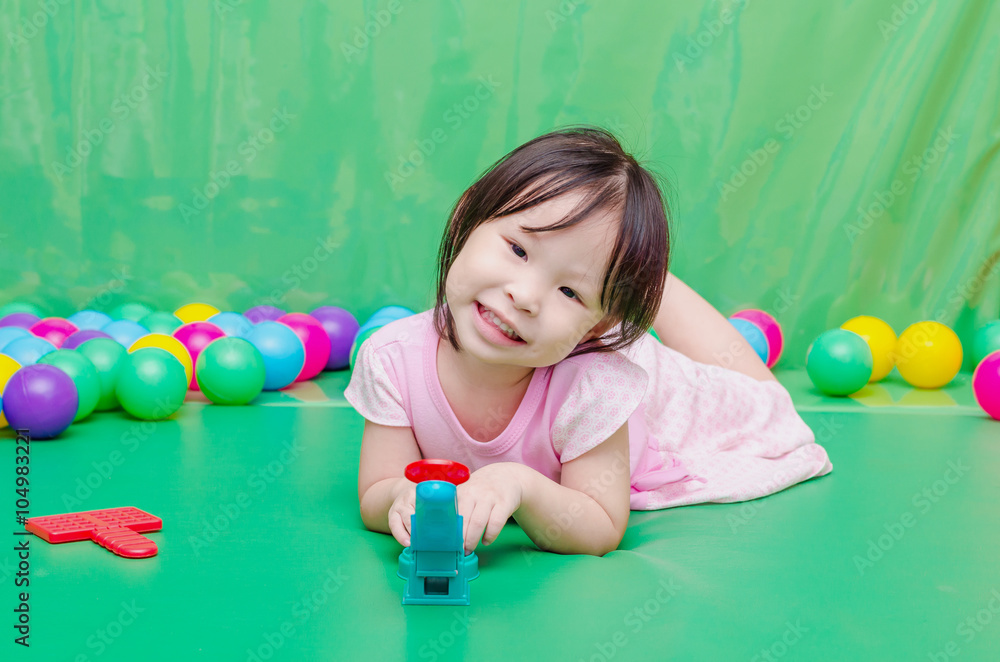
358,419,423,538
652,272,776,383
513,421,632,556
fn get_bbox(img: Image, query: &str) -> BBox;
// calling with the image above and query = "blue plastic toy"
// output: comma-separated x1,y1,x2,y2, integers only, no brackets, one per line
397,460,479,606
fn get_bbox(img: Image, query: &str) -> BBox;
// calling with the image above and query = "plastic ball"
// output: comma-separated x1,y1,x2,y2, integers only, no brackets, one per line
0,354,22,428
0,313,41,329
729,310,781,365
195,338,266,405
0,302,45,319
245,321,305,391
894,321,963,389
841,315,897,383
806,329,873,396
62,329,113,350
310,306,360,371
0,327,31,352
245,305,286,324
350,325,383,370
208,312,253,338
972,350,1000,420
1,364,78,439
67,310,113,330
174,303,221,324
728,317,769,364
139,311,184,335
38,350,102,422
730,309,783,368
109,302,154,322
77,338,127,411
368,306,416,327
172,322,225,390
277,313,331,382
102,319,150,348
2,336,56,366
29,317,79,348
115,347,188,420
129,333,194,385
972,321,1000,366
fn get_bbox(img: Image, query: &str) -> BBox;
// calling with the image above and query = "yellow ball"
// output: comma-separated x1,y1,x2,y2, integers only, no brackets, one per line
894,321,963,389
128,333,194,385
841,315,897,382
0,354,22,428
174,302,220,324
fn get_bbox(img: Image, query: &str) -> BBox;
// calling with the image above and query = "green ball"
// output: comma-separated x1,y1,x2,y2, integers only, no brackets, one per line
115,347,188,420
195,338,265,405
77,338,128,411
37,350,102,422
0,302,46,318
806,329,873,396
110,302,154,322
350,326,382,370
972,320,1000,366
139,311,184,335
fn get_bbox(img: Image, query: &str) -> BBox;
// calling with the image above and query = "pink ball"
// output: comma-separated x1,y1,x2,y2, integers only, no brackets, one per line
172,322,226,390
277,313,332,382
29,317,79,348
972,350,1000,420
730,309,783,368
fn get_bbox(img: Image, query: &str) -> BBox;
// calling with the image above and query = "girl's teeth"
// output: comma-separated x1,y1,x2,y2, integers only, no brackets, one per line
484,308,520,340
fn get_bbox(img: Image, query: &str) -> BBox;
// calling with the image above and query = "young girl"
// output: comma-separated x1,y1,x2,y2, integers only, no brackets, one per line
345,126,832,557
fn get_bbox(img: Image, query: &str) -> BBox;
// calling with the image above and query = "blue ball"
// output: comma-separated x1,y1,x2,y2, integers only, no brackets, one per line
209,312,254,338
368,306,416,327
101,319,150,348
729,317,770,364
2,336,57,365
0,327,31,352
68,310,113,330
245,321,305,391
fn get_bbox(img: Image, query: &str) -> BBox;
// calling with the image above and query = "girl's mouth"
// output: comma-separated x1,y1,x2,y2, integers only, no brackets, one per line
475,302,525,345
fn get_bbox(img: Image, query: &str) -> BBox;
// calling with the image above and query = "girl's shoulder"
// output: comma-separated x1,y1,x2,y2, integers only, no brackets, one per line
550,341,650,400
362,309,435,352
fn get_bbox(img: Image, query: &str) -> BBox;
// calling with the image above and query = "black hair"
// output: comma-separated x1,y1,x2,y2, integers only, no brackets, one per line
433,125,672,359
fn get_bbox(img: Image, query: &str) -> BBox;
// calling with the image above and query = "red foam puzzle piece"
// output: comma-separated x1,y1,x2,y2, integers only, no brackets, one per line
25,507,162,559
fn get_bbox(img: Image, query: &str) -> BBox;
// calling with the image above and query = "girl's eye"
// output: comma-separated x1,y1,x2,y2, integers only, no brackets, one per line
508,241,578,301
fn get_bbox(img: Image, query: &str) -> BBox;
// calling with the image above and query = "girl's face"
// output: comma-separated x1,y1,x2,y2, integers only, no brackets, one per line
445,190,618,369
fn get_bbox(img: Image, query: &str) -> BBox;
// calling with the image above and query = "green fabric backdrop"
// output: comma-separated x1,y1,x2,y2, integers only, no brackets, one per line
1,0,998,369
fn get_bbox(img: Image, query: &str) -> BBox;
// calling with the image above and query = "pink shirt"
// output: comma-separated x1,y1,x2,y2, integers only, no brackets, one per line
344,310,832,510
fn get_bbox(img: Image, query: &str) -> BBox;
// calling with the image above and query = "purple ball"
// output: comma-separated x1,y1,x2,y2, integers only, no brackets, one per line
2,364,79,439
309,306,360,371
0,313,41,329
62,329,114,350
245,305,286,324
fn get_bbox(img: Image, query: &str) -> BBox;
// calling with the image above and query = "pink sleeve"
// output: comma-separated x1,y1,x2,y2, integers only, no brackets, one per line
343,339,410,427
551,353,649,463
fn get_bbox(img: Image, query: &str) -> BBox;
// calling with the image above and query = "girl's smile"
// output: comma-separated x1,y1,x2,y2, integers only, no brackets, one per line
474,301,527,345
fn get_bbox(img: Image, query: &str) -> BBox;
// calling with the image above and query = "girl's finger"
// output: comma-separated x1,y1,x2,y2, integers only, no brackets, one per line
388,511,410,547
482,505,511,546
464,501,493,553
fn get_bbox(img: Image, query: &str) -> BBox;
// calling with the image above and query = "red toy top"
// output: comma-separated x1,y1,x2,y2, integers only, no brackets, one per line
405,459,470,485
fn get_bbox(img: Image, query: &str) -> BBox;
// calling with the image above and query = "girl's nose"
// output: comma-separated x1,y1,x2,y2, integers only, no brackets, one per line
503,280,539,316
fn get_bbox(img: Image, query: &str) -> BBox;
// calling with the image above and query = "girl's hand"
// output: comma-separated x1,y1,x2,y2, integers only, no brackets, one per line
456,463,525,554
387,481,418,547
